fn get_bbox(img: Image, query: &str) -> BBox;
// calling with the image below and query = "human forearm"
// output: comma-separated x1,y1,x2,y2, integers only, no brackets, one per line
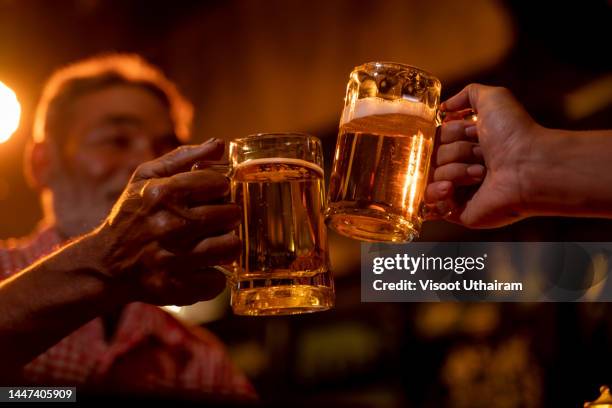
0,228,129,377
0,140,244,378
521,127,612,218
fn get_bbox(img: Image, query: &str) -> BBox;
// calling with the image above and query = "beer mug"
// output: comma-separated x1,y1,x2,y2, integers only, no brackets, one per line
325,62,442,242
219,133,334,316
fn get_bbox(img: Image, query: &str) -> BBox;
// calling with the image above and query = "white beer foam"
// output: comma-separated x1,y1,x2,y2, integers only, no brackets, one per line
234,157,324,178
341,97,435,125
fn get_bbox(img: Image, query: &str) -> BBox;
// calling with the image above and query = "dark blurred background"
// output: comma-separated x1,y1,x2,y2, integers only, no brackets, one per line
1,0,611,406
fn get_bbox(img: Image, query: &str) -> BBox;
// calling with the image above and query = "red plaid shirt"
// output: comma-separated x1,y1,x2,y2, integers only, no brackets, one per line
0,225,256,401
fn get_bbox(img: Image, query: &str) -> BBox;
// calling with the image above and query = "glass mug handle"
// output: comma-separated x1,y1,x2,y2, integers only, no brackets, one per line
421,109,479,220
190,161,236,281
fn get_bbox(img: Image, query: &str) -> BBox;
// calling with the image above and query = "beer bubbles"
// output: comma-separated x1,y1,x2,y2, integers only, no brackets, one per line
0,81,21,144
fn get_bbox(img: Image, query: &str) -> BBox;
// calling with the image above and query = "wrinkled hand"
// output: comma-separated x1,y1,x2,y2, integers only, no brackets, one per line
95,138,240,305
425,84,540,228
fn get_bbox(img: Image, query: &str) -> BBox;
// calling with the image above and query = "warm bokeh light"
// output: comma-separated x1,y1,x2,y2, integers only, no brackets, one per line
0,81,21,143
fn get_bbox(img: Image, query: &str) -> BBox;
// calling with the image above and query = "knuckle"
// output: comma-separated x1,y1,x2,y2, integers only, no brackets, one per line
440,121,452,134
440,145,456,162
440,122,462,142
442,142,466,158
173,145,190,155
149,212,174,235
134,162,152,178
438,163,463,181
458,141,473,155
469,83,491,97
494,86,512,96
467,83,481,94
436,145,449,160
142,180,169,206
433,167,446,181
448,120,464,132
158,158,174,176
450,142,464,155
438,143,469,165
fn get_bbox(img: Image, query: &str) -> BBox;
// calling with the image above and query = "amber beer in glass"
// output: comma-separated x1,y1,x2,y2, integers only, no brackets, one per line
228,133,334,316
326,62,442,242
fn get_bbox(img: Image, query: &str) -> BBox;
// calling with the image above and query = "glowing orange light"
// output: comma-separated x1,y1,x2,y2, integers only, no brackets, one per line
0,81,21,144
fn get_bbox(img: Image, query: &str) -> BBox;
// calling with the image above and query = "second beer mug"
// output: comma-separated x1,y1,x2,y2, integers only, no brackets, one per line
325,62,442,242
227,133,334,316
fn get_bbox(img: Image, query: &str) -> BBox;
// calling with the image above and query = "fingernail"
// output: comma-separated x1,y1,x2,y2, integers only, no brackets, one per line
465,126,478,138
467,164,485,177
204,137,217,145
472,145,483,157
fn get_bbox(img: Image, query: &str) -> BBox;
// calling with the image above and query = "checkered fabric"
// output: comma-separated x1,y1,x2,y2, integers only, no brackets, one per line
0,225,255,401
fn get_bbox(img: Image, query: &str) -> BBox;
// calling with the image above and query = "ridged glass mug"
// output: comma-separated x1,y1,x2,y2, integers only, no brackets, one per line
325,62,442,242
225,133,334,316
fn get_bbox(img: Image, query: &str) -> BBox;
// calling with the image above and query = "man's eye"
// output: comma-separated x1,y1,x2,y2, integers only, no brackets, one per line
104,135,131,149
